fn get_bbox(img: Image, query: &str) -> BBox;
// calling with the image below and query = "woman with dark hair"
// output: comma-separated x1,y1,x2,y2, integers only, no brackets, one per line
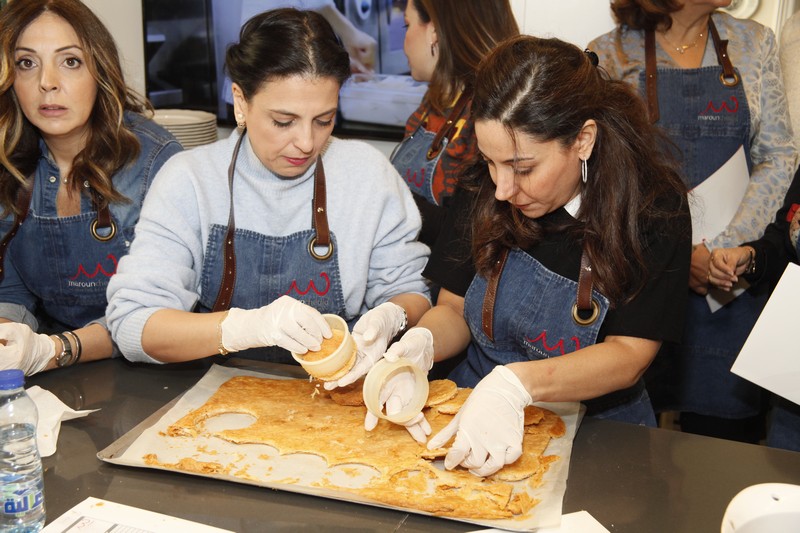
707,164,800,451
365,35,691,475
0,0,181,375
106,9,430,406
589,0,797,443
390,0,518,245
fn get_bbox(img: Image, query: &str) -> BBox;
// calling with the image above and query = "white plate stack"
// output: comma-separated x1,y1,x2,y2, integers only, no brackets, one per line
153,109,218,149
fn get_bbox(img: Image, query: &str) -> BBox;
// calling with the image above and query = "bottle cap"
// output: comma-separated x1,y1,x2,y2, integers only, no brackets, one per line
0,368,25,390
290,314,356,381
362,358,429,425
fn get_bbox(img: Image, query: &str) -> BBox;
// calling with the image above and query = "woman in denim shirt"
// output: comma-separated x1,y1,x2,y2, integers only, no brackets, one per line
0,0,181,375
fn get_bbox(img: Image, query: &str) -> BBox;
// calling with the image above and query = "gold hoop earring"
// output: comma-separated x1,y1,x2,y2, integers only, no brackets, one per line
581,158,588,183
430,42,437,57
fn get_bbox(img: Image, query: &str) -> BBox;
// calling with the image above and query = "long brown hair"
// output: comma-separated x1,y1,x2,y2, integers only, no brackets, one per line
0,0,151,215
465,35,688,304
411,0,518,112
610,0,684,31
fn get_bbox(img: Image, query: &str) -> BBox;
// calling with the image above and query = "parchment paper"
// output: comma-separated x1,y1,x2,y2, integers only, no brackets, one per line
99,364,583,531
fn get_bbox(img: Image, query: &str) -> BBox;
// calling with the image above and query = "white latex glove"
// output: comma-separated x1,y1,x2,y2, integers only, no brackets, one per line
384,327,434,372
427,365,532,477
220,295,331,354
323,302,406,389
364,368,432,443
0,323,55,376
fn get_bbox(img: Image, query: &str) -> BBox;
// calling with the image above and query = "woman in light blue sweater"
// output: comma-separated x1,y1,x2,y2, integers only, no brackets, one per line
106,9,430,394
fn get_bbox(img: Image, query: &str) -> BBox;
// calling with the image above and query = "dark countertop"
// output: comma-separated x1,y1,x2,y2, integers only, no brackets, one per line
30,357,800,532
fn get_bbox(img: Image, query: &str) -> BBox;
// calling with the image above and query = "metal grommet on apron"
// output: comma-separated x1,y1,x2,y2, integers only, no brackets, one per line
90,216,117,242
211,129,333,312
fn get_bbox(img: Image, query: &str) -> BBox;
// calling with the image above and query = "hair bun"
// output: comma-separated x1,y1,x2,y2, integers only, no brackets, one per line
584,49,599,67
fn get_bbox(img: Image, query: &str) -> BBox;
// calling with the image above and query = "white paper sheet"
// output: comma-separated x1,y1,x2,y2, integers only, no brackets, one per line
731,263,800,405
468,510,609,532
688,145,751,312
41,497,232,533
689,145,749,245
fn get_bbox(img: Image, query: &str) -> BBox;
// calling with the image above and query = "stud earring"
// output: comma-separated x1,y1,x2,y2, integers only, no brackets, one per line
581,158,588,184
236,113,245,129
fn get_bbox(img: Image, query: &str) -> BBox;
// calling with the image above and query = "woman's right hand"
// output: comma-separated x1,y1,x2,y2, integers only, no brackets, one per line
220,296,331,354
0,323,55,375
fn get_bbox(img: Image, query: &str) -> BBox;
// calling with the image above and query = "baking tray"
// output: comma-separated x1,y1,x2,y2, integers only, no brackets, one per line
99,363,583,531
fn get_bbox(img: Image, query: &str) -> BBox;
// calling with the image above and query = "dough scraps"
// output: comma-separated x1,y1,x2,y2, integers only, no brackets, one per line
150,376,564,521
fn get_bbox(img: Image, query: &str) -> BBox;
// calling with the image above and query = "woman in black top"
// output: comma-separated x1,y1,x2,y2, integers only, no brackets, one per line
370,36,691,476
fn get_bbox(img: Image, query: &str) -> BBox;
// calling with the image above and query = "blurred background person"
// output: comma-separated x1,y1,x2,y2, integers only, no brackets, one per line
590,0,798,443
781,9,800,151
708,164,800,451
220,0,377,111
390,0,518,246
0,0,181,375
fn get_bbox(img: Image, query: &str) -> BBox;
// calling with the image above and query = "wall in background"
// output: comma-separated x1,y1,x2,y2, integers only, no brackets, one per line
82,0,146,96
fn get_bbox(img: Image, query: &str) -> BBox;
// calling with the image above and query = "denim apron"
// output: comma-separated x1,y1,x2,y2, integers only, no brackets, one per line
642,21,768,418
390,95,470,205
451,248,656,426
195,131,346,364
5,189,128,329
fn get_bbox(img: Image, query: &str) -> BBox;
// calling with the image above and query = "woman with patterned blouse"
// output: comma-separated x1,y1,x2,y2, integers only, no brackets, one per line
589,0,798,443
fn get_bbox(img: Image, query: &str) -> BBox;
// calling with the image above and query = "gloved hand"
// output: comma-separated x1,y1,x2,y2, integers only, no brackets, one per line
364,367,432,443
0,322,55,376
323,302,406,389
427,365,532,477
384,327,434,372
220,295,331,354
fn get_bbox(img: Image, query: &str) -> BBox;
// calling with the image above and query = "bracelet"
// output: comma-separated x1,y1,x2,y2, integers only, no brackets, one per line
744,247,756,275
217,311,230,356
63,331,82,364
53,332,75,367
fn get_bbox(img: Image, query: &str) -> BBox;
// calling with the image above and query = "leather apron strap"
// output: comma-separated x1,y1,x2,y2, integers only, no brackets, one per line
0,185,32,283
644,17,739,124
573,248,599,326
645,29,660,123
707,18,739,87
481,248,509,342
308,155,332,260
211,131,332,312
426,92,471,160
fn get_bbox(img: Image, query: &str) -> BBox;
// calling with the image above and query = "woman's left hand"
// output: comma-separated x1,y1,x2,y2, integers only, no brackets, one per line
426,366,532,477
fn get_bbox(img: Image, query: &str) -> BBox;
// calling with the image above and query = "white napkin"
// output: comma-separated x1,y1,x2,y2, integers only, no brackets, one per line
27,385,99,457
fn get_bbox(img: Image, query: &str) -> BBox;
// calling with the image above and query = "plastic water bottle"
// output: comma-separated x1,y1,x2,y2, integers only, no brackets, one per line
0,369,45,532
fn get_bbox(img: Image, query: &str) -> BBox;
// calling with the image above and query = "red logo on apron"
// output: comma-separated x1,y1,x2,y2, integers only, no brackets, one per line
69,253,118,280
700,95,739,114
525,331,581,356
285,272,331,296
